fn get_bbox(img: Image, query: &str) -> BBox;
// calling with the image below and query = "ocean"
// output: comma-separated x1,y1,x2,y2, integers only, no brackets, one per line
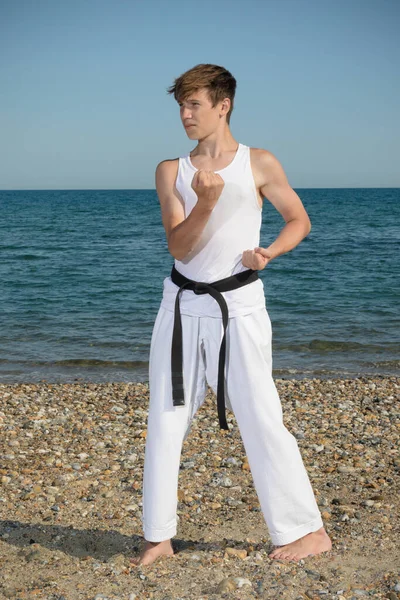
0,188,399,383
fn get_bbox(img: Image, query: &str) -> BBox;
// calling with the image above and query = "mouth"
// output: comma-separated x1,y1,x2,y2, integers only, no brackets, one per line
185,124,195,129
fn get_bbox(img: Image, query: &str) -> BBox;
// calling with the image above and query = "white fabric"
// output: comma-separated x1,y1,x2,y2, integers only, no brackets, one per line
160,142,266,318
142,306,324,545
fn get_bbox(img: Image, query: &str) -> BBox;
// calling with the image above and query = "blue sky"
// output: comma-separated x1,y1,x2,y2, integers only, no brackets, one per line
1,0,399,189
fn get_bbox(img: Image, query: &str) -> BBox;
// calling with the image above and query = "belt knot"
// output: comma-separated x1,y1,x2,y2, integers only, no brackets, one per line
193,282,209,295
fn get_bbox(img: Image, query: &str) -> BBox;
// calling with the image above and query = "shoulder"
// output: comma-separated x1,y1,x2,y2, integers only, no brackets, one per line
249,147,287,186
155,158,184,203
155,158,180,187
249,147,281,168
156,158,179,174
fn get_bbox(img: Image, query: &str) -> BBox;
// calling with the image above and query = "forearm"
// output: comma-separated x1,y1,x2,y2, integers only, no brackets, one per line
168,202,213,261
265,218,311,260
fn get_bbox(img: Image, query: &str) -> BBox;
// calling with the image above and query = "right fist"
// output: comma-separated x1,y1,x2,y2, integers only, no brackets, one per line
191,170,225,211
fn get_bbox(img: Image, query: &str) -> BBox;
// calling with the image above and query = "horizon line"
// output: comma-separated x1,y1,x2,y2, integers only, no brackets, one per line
1,186,400,192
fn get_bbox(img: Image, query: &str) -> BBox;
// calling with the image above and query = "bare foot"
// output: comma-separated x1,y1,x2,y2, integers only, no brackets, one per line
268,527,332,562
130,539,175,566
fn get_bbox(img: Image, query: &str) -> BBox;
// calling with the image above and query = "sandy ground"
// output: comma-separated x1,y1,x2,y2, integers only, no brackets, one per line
0,376,399,600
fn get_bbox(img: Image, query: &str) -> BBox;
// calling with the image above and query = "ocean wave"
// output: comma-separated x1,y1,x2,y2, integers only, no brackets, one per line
0,358,148,368
276,339,400,353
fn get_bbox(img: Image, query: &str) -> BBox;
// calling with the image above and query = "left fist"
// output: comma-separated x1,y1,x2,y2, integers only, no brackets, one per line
242,247,272,270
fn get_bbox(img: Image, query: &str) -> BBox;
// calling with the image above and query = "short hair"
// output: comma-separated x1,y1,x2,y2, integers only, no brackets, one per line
167,63,237,124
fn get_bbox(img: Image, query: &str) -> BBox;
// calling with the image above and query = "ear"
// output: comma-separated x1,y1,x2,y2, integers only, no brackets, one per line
219,97,231,118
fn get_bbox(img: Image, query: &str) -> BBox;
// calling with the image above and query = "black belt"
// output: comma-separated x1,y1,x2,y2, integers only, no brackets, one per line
170,265,259,431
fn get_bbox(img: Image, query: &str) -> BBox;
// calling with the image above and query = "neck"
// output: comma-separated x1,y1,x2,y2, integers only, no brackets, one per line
191,127,238,158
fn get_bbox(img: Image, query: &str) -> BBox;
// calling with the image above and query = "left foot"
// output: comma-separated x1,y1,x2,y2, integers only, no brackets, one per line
268,527,332,561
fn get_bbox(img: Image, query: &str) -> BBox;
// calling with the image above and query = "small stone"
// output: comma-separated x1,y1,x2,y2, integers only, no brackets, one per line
222,457,241,467
337,466,355,473
233,577,252,588
182,461,195,469
305,569,321,580
224,547,248,559
216,577,236,593
25,550,41,562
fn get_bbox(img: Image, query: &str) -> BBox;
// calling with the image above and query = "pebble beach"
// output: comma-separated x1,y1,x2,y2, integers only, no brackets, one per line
0,376,399,600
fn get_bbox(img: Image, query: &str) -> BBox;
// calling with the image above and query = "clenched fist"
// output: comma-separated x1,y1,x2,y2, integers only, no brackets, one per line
242,247,273,271
191,170,225,211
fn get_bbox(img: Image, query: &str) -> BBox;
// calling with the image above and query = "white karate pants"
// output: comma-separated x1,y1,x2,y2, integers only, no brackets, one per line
141,305,324,545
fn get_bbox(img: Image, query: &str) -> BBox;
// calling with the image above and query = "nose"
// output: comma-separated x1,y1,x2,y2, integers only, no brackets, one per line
180,106,192,120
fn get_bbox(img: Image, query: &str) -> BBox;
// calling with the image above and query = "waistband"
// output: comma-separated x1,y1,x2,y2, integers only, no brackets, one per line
170,265,259,431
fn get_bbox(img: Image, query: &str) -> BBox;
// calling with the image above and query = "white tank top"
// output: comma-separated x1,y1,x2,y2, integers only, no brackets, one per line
160,142,266,318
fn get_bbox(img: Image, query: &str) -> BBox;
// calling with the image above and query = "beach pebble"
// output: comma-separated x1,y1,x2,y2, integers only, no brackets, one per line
216,578,236,593
233,577,252,588
305,569,321,580
210,475,232,487
221,457,241,467
224,547,248,559
363,499,375,507
0,378,398,599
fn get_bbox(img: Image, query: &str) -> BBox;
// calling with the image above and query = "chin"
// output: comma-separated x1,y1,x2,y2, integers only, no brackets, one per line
184,126,199,139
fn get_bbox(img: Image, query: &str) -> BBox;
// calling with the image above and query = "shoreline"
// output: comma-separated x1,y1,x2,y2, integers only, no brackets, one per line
0,370,399,386
0,377,399,599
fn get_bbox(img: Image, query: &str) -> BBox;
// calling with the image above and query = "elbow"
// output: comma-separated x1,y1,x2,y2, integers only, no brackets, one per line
167,232,191,261
167,231,180,261
168,242,186,262
306,217,312,236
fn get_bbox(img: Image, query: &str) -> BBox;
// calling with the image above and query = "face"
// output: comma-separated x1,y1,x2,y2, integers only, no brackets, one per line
178,88,228,139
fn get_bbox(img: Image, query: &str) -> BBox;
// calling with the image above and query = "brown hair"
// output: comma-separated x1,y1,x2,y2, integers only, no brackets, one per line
167,63,237,124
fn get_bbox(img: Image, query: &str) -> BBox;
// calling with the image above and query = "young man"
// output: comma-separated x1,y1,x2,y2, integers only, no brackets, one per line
132,64,332,567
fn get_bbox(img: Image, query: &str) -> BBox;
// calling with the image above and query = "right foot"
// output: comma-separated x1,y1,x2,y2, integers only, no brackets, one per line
130,539,175,566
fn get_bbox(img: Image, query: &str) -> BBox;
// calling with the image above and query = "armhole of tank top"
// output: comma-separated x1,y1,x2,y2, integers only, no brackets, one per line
247,146,263,213
175,158,186,209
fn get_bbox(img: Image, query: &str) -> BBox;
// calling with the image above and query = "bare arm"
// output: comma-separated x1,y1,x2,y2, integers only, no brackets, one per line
260,150,311,258
156,160,223,261
243,149,311,270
